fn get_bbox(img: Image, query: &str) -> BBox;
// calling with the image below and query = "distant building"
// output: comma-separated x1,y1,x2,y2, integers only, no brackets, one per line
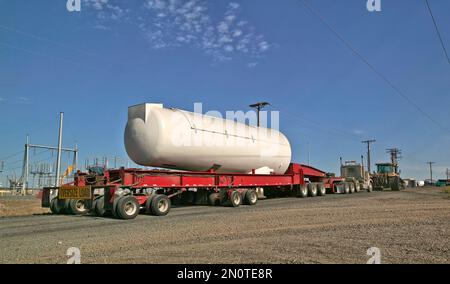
402,178,417,188
436,179,450,187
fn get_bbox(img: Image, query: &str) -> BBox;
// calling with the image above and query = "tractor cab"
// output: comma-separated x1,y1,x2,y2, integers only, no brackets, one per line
376,163,395,175
341,161,364,179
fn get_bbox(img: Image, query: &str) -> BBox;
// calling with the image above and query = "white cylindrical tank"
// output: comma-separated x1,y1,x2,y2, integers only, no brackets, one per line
124,103,292,174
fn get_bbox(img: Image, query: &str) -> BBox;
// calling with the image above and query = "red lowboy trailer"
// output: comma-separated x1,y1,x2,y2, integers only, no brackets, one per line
41,163,350,219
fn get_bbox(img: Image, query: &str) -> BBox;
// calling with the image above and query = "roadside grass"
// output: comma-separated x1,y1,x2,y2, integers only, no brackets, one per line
442,187,450,199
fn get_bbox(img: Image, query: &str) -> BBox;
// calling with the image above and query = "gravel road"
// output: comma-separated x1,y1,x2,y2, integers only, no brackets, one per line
0,187,449,264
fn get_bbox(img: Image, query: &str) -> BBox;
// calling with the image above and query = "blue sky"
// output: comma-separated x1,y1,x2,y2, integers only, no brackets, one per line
0,0,449,183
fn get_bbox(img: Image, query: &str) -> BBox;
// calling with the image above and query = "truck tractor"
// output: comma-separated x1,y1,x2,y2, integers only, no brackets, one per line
340,160,373,193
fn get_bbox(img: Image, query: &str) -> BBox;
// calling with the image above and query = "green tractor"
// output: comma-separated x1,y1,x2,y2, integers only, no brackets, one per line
371,163,405,191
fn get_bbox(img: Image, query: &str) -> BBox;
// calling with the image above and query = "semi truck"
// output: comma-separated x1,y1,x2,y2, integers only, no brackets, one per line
340,159,373,192
41,103,365,219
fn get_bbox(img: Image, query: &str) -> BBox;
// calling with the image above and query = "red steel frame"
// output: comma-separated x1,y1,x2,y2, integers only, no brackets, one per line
73,163,325,189
42,163,345,210
73,162,343,195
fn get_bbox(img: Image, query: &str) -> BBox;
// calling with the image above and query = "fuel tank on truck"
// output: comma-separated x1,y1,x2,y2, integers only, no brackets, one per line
124,103,292,174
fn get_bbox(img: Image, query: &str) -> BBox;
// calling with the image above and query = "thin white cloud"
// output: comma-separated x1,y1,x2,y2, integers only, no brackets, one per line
83,0,272,64
83,0,125,21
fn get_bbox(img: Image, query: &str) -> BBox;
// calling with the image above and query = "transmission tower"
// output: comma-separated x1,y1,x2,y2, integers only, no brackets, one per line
386,148,402,174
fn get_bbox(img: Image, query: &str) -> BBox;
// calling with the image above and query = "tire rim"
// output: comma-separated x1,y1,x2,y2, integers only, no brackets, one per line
75,200,86,212
158,199,168,213
249,192,257,203
232,193,240,204
124,201,137,216
302,187,307,195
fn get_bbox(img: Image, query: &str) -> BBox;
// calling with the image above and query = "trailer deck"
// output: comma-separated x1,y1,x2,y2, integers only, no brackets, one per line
41,163,351,219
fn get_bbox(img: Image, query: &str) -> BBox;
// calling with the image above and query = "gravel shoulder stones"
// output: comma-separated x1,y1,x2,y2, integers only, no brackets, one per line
0,187,449,263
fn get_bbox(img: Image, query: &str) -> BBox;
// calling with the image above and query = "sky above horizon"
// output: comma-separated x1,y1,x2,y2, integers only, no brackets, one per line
1,0,449,184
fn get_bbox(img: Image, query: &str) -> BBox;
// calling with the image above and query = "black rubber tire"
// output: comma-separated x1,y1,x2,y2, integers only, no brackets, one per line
354,181,361,192
94,196,106,217
91,197,98,214
50,198,65,214
349,182,355,194
111,196,124,218
317,183,326,196
308,183,318,197
150,194,171,216
68,199,89,215
391,178,400,191
116,196,140,219
342,183,350,194
244,189,258,205
208,192,221,206
297,184,308,198
228,191,241,207
180,191,195,204
145,195,158,214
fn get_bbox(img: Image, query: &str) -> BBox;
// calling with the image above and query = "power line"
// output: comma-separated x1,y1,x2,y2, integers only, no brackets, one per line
275,104,366,142
0,41,84,67
0,24,94,57
4,158,24,166
299,0,450,134
424,0,450,65
0,150,23,161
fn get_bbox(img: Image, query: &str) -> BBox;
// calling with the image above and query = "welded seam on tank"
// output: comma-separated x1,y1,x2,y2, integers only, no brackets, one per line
175,109,288,146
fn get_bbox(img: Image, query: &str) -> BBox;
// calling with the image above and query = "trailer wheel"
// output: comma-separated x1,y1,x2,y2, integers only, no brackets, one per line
150,194,171,216
244,189,258,205
349,182,355,194
228,191,241,207
297,184,308,198
111,196,125,218
145,194,158,214
116,196,140,219
208,192,221,206
50,198,65,215
308,183,318,197
317,183,326,196
68,199,89,215
94,196,106,217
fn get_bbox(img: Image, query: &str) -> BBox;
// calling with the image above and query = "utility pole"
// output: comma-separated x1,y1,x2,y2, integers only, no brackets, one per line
0,160,4,189
386,148,402,174
21,135,29,195
249,102,270,127
307,142,310,166
427,162,435,184
362,139,376,174
55,112,64,187
447,168,449,181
